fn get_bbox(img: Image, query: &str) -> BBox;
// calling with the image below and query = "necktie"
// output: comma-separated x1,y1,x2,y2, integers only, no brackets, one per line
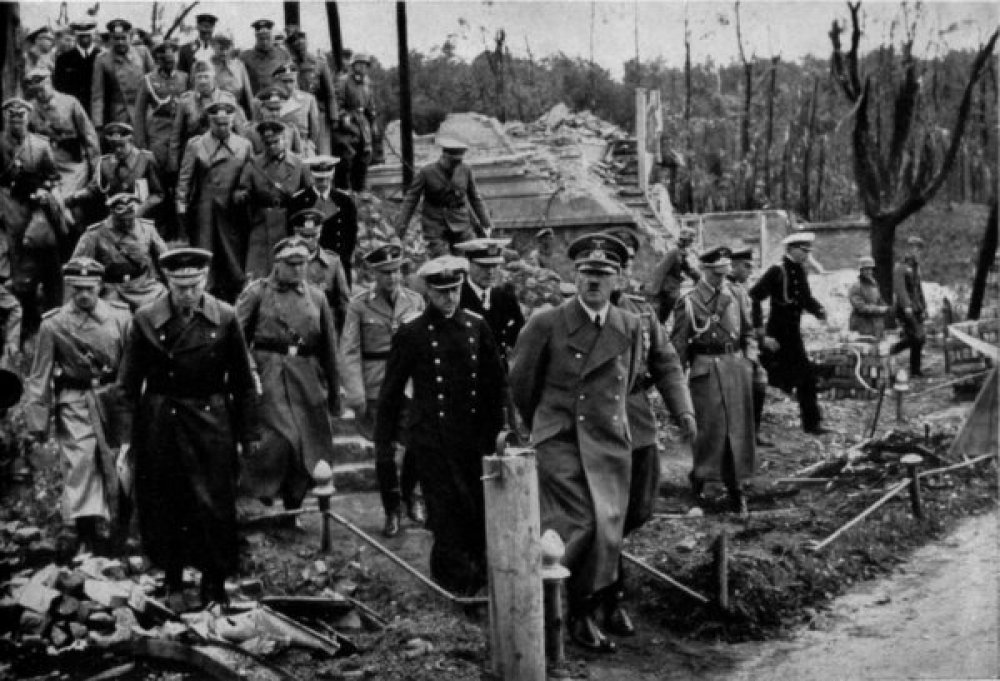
594,314,602,329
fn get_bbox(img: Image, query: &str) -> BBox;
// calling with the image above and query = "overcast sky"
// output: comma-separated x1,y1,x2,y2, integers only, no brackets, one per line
22,1,999,78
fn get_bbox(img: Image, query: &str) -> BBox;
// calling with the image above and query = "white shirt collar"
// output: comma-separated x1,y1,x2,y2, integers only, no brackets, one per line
579,299,610,326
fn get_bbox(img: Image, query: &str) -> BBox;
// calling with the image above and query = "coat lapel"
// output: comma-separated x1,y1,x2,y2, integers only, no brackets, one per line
582,305,630,377
564,298,597,357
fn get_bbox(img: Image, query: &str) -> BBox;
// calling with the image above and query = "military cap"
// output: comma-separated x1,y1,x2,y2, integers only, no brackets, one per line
152,39,178,56
436,137,469,154
160,248,212,282
605,228,639,258
106,193,140,211
205,101,237,117
453,238,510,265
350,52,371,65
251,18,275,31
63,257,105,286
906,235,925,247
70,20,97,34
568,233,627,274
418,256,469,289
27,26,54,43
290,209,324,235
858,256,875,269
304,155,339,178
24,66,52,83
272,62,298,78
1,98,32,115
273,236,310,262
103,121,134,136
106,18,132,34
364,243,404,272
782,231,816,248
730,247,754,262
195,13,218,25
536,227,554,239
256,120,286,135
700,246,732,269
256,85,289,104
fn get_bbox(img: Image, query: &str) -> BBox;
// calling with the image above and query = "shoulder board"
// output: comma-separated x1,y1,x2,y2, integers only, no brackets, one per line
42,307,61,320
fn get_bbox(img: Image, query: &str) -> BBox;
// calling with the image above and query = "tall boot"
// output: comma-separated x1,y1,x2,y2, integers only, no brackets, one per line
728,487,748,516
74,517,98,555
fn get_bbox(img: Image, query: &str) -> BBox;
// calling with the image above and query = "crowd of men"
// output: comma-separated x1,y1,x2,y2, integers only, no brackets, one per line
1,11,932,654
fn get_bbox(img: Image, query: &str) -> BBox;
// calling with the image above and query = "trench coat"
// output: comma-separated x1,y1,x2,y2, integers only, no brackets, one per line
313,188,358,284
238,152,313,281
171,88,247,170
305,247,350,331
134,69,188,172
509,297,643,606
176,131,253,299
71,216,167,311
24,299,131,524
91,46,155,129
235,277,339,508
118,293,258,578
849,276,888,338
672,279,756,483
28,91,100,194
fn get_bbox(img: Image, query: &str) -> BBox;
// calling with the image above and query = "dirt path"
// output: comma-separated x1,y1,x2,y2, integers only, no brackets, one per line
588,510,998,681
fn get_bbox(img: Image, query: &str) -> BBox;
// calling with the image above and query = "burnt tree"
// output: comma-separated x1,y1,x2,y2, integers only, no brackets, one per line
830,1,999,301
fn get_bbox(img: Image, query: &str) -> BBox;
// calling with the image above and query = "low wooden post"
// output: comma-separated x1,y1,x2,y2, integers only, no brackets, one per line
483,446,544,681
901,454,924,519
311,461,336,552
714,531,730,612
539,530,569,674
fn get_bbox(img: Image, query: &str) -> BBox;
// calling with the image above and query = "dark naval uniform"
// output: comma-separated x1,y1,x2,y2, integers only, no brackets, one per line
236,276,339,510
750,256,826,432
118,291,258,593
375,306,506,595
54,44,101,117
313,186,359,284
459,280,524,362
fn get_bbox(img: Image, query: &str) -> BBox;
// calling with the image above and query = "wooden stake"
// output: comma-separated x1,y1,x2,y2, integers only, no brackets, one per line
482,451,545,681
809,480,910,553
901,454,924,519
714,532,730,611
621,551,710,604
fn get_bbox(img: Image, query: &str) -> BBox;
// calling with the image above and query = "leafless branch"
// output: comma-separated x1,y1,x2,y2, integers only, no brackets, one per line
163,1,199,42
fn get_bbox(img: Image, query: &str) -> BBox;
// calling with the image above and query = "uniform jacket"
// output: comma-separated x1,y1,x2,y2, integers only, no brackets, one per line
242,122,304,156
54,45,101,116
614,291,693,448
171,88,247,170
82,147,164,218
333,73,376,155
239,44,292,94
340,285,424,406
727,277,767,385
134,68,189,170
72,216,168,310
306,246,350,330
649,246,700,296
235,277,339,504
118,292,258,576
396,160,492,235
277,89,321,155
238,151,313,280
893,257,927,319
294,53,337,119
459,280,524,361
313,188,358,283
28,91,100,176
375,306,506,456
177,39,214,75
209,57,255,115
849,275,888,338
672,278,756,482
91,46,155,128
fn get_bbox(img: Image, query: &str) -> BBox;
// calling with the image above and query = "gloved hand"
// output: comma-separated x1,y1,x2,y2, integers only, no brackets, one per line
679,413,697,441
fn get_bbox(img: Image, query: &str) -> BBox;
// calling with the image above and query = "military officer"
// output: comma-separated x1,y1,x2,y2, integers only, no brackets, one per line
290,209,350,331
375,256,506,594
303,155,359,285
177,13,217,75
649,226,701,323
134,40,187,175
272,62,321,157
287,30,338,155
72,193,167,311
26,26,57,73
0,98,64,332
395,137,492,257
118,248,259,610
890,236,928,377
333,53,378,191
750,232,829,435
672,247,757,514
24,258,131,555
208,32,255,115
244,86,306,155
510,234,652,652
235,237,339,514
341,242,425,537
236,120,313,282
239,19,292,95
25,66,101,200
453,237,524,362
53,20,101,117
727,247,771,446
91,18,155,132
171,60,248,171
69,122,165,229
848,255,889,340
176,101,254,301
526,227,556,270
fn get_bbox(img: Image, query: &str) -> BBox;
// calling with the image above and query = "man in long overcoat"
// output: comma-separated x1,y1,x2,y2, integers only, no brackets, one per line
236,237,339,513
673,247,757,514
510,234,645,652
290,209,350,331
890,236,928,376
118,247,258,610
53,21,101,118
171,61,248,172
302,156,358,285
90,19,154,132
375,256,506,596
176,101,253,301
727,247,771,445
750,232,829,435
239,19,291,94
849,255,889,339
333,53,377,191
648,226,700,323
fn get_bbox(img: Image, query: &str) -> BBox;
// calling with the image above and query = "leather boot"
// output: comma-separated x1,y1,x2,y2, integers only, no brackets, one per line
602,590,636,637
406,499,427,525
728,488,749,516
568,612,616,653
382,510,402,538
688,471,706,504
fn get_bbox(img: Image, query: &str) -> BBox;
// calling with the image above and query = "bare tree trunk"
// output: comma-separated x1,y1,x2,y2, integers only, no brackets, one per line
326,3,344,72
396,1,413,189
764,56,779,200
284,2,300,30
968,199,998,320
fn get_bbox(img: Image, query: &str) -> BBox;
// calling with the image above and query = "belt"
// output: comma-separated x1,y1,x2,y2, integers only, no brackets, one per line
254,340,315,357
146,384,226,399
103,266,148,284
361,350,390,361
690,343,739,356
55,375,114,391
